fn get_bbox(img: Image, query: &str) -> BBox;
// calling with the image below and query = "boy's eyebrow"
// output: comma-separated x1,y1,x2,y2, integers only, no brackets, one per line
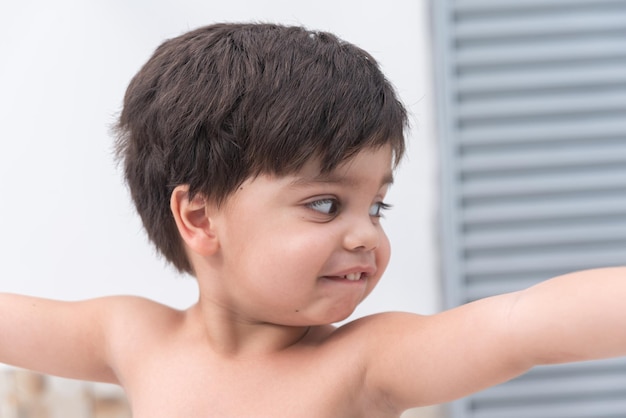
289,171,395,188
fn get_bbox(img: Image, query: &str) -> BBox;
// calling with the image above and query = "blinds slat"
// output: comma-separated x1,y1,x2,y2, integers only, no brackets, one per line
458,64,626,96
463,268,619,300
461,145,626,173
459,117,626,145
455,11,626,41
453,0,626,14
457,90,626,121
466,280,545,300
463,195,626,224
464,223,626,250
473,374,626,403
466,268,610,292
456,38,626,68
464,247,626,276
472,398,626,418
462,171,626,199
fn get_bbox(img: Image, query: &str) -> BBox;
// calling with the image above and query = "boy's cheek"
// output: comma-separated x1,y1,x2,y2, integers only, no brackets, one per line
378,234,392,270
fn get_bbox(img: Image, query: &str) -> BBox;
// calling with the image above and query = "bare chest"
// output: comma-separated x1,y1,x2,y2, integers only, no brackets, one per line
123,350,393,418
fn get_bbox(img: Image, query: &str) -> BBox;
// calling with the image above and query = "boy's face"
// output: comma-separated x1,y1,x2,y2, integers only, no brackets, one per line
206,146,394,326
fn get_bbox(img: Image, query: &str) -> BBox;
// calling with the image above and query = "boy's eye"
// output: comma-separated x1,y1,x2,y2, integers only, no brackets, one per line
307,198,340,216
369,202,391,218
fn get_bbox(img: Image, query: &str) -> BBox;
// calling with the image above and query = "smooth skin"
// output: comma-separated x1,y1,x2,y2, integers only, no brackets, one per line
1,146,625,417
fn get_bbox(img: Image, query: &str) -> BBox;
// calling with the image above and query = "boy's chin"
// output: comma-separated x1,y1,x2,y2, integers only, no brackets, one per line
322,306,361,325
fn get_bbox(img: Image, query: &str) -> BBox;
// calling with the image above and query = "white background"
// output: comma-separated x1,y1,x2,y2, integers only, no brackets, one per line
0,0,439,320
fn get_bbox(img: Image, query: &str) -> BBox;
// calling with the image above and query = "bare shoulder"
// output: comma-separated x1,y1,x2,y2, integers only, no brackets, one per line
95,295,182,317
310,313,432,414
331,311,429,341
95,296,187,366
319,312,431,365
326,298,530,410
96,295,185,337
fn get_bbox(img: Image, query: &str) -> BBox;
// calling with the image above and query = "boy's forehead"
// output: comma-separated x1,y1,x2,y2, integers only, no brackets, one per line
288,148,395,188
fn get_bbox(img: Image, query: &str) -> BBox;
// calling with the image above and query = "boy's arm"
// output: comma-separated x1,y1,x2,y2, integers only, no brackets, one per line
362,267,626,411
0,294,118,383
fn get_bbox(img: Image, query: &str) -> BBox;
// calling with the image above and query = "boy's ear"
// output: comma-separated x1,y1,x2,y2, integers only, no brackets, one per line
170,185,219,256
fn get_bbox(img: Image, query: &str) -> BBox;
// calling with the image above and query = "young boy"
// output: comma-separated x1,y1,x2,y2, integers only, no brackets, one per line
1,23,625,418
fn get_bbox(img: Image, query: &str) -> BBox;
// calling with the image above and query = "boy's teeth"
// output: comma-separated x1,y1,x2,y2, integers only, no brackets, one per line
345,273,362,281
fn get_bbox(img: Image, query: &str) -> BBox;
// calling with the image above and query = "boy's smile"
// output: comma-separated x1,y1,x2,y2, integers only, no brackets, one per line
199,145,394,327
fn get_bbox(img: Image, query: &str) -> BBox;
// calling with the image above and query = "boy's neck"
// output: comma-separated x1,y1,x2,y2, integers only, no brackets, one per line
186,296,315,357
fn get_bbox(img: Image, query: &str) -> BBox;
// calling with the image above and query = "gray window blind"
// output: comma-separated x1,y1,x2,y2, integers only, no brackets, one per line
431,1,626,417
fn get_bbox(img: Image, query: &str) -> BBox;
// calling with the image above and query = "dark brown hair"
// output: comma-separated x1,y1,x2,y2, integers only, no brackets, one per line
115,23,407,274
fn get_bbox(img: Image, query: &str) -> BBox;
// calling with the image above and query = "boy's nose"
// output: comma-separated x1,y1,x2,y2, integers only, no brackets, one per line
343,217,380,252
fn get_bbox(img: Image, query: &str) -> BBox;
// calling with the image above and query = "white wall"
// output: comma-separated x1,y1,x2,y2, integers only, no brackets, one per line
0,0,439,317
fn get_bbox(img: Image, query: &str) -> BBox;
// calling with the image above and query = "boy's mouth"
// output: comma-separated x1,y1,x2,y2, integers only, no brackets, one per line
344,272,363,281
323,272,366,282
322,265,375,282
